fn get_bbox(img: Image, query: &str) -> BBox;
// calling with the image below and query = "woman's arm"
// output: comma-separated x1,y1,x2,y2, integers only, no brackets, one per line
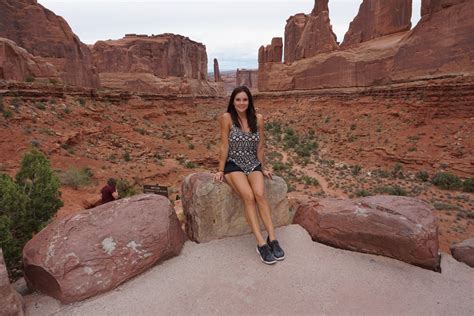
257,114,273,179
214,113,230,182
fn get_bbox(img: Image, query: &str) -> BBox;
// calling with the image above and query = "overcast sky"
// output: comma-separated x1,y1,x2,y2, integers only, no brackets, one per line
38,0,422,71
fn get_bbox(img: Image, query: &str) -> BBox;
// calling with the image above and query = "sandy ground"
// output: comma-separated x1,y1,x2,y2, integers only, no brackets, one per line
25,225,474,315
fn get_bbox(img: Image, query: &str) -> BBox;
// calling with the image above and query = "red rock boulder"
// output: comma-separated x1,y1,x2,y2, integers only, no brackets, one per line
450,238,474,267
341,0,412,48
293,196,440,270
0,248,25,315
182,173,290,243
0,0,99,87
22,194,184,303
0,37,59,81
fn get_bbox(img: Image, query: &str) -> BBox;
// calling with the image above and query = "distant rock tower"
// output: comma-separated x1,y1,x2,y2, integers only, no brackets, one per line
213,58,222,82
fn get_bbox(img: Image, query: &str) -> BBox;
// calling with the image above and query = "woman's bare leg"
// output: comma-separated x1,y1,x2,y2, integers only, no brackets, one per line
247,171,276,241
224,172,266,246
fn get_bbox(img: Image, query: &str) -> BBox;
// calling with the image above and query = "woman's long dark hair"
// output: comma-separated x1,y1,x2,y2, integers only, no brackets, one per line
226,86,257,133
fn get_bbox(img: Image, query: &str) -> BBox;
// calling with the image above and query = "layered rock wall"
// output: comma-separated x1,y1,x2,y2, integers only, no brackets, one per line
92,34,223,95
341,0,412,48
236,69,258,90
0,37,59,81
294,0,338,60
0,0,99,87
258,37,283,64
259,0,474,91
284,14,308,63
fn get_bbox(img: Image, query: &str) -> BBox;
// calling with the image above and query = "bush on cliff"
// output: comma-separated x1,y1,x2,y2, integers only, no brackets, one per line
431,172,462,190
0,148,63,279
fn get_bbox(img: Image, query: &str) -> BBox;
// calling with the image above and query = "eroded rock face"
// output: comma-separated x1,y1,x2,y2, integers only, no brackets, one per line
421,0,468,16
236,69,258,90
451,238,474,267
392,0,474,81
258,0,473,91
284,13,308,63
22,194,184,303
295,0,338,60
341,0,412,48
0,37,58,81
91,34,223,95
0,248,25,316
0,0,99,87
293,196,440,270
181,173,290,243
213,58,221,82
258,37,283,64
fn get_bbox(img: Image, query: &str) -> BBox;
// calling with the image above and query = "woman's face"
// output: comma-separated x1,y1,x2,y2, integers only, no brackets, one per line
233,91,249,114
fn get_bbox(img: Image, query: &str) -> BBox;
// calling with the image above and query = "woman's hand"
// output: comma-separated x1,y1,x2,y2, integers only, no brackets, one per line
262,169,273,179
214,171,224,182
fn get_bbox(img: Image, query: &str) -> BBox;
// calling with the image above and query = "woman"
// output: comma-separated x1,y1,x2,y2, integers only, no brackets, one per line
214,86,285,265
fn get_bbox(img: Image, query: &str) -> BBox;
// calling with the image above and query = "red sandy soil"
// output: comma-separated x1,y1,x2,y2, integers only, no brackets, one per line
0,82,472,253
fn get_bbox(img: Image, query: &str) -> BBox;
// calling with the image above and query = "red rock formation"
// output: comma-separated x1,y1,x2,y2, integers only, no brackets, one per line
258,0,474,91
0,37,59,81
213,58,222,82
258,37,283,64
294,196,440,271
236,69,258,90
284,13,308,63
341,0,412,48
294,0,338,60
23,194,184,303
0,0,99,87
92,34,222,95
392,0,474,81
421,0,468,15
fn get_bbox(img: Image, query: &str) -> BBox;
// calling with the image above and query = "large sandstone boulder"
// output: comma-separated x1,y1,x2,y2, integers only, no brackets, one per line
450,238,474,267
182,173,290,243
0,0,99,87
341,0,412,48
0,248,25,316
293,196,440,270
0,37,58,81
22,194,184,303
294,0,338,60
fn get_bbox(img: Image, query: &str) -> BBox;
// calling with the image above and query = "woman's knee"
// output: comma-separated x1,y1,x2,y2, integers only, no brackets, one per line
253,190,266,203
240,191,256,205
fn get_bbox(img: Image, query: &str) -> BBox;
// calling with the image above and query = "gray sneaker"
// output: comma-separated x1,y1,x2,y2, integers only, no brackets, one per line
256,244,277,265
267,237,285,261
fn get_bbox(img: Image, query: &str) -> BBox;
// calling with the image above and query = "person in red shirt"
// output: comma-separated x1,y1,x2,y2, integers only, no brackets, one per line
101,178,118,204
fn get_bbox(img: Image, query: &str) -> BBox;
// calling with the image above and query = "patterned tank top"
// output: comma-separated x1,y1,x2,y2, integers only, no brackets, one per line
227,123,261,174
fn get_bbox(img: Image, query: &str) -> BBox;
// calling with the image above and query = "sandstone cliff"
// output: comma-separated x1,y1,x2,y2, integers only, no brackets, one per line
0,0,99,87
92,34,222,95
236,69,258,91
341,0,412,48
259,0,474,91
0,37,59,81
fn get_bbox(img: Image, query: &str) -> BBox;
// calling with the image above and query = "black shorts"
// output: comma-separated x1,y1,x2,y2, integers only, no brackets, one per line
224,161,262,174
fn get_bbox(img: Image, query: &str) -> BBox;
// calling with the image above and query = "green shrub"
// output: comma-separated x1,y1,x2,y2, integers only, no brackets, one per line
58,167,93,189
35,102,46,110
415,171,429,182
116,178,137,198
0,149,63,279
355,189,372,197
375,185,407,196
184,161,197,169
431,172,462,190
123,151,131,162
462,178,474,193
301,175,319,186
351,165,362,176
25,75,35,82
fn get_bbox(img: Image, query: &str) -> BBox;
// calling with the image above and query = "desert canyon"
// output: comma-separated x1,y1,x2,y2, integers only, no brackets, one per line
0,0,473,314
